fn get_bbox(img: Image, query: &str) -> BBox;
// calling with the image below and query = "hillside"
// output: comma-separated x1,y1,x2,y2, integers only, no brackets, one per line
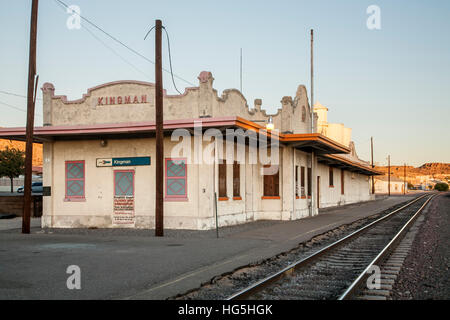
417,163,450,175
375,163,450,176
374,163,450,185
0,139,43,167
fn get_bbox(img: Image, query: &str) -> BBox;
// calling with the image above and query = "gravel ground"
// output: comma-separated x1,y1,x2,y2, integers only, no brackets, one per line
392,192,450,300
172,200,416,300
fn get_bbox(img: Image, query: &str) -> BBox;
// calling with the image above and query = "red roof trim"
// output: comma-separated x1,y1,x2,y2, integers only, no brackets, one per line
0,117,350,155
0,117,239,136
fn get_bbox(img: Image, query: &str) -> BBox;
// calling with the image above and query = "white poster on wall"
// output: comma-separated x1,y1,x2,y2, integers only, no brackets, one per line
113,196,135,226
113,170,135,226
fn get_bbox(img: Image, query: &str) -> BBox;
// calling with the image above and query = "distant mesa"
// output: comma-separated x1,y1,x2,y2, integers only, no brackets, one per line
374,162,450,186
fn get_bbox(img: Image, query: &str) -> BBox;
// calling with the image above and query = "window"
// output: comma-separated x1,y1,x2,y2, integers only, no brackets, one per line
329,167,334,187
165,158,187,200
302,106,306,122
233,161,241,199
65,160,85,200
301,166,306,198
218,161,227,199
341,169,345,195
307,167,312,197
295,165,299,198
263,165,280,198
114,170,134,196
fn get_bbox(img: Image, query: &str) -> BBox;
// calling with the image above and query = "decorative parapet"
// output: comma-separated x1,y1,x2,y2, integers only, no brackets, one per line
41,82,55,94
254,99,262,112
198,71,214,84
38,71,313,133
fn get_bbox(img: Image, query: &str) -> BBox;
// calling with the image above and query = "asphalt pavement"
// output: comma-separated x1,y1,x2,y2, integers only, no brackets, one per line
0,194,421,300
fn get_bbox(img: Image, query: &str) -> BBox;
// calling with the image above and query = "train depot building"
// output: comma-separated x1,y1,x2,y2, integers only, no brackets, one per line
0,71,381,230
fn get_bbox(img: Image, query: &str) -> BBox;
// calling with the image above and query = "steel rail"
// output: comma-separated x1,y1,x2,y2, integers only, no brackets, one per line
338,193,438,300
226,193,430,300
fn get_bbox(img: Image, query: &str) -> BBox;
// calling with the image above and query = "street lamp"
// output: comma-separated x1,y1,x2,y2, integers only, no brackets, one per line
252,116,275,131
266,116,274,131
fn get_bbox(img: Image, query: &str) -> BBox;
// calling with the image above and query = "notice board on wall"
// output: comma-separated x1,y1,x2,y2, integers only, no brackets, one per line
113,170,135,226
113,196,135,225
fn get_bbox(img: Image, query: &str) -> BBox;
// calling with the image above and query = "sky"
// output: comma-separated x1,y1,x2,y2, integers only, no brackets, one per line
0,0,449,167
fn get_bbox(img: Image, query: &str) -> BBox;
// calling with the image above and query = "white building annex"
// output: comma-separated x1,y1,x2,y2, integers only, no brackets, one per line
374,176,407,194
0,71,381,230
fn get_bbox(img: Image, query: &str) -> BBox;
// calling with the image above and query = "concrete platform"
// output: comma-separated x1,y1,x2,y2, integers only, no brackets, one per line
0,217,41,230
0,194,420,300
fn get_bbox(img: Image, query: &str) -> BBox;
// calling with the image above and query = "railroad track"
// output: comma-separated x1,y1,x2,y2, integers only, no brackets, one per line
226,194,436,300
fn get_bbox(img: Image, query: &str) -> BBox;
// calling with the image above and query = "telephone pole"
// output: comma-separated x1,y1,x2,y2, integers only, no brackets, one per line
23,0,39,234
388,155,391,197
404,163,407,195
310,29,315,217
371,137,374,194
155,19,164,237
240,48,243,93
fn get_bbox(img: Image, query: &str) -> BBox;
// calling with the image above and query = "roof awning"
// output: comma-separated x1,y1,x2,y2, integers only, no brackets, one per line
317,154,383,176
0,117,349,155
0,117,243,143
282,133,350,154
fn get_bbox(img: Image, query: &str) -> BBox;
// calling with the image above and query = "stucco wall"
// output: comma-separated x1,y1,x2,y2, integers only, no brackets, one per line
43,138,205,229
42,137,286,230
374,179,405,194
314,103,352,147
39,72,376,230
41,136,373,230
42,72,312,135
315,163,371,208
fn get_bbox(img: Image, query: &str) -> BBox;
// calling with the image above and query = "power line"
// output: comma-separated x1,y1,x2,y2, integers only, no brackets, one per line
0,100,43,117
144,25,182,94
54,0,196,87
53,1,154,81
84,25,154,80
162,27,182,95
0,90,42,100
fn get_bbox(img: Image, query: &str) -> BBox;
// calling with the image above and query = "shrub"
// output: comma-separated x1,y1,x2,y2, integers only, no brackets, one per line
434,183,449,192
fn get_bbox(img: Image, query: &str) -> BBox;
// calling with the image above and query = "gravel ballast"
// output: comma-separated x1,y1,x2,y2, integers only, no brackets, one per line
391,192,450,300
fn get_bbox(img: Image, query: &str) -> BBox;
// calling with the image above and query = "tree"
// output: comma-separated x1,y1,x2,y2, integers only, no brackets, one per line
0,147,25,192
434,183,449,192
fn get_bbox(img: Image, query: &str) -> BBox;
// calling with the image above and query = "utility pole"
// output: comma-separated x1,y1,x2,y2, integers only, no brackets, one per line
310,29,315,217
388,155,391,197
371,137,374,194
23,0,39,234
404,163,406,195
240,48,243,93
155,19,164,237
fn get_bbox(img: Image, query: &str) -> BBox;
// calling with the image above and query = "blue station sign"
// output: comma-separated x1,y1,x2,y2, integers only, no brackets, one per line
96,157,151,167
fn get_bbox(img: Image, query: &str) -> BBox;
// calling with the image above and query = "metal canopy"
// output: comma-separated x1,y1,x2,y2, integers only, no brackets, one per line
291,141,343,155
317,154,382,176
283,133,350,155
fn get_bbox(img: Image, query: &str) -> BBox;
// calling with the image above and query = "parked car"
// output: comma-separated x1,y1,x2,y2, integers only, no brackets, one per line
17,182,43,194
